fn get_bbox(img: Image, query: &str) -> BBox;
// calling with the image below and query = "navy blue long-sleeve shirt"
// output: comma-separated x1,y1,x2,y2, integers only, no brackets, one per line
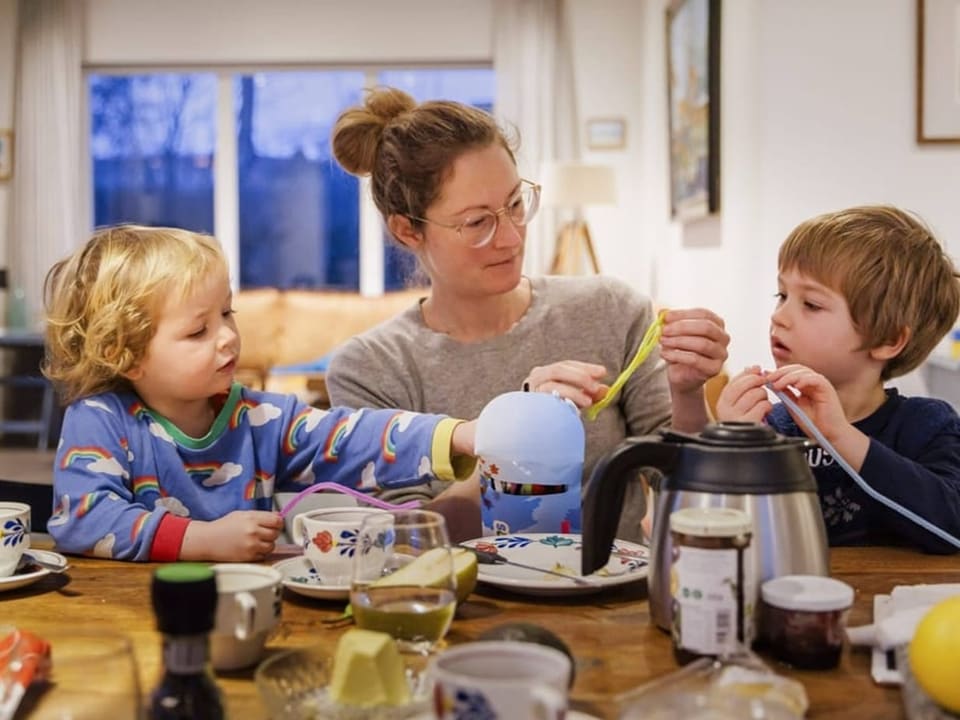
768,388,960,554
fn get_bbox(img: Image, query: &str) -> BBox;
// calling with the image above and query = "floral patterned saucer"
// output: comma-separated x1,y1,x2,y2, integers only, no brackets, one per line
272,555,349,601
460,533,649,597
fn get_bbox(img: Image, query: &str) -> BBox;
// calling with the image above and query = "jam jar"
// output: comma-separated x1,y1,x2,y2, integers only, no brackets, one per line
759,574,854,669
669,507,754,664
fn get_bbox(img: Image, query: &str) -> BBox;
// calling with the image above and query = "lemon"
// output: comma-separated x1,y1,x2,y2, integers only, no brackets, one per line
909,595,960,713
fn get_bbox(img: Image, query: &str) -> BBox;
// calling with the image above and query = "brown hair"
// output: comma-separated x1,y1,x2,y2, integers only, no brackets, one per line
779,205,960,379
331,86,517,228
43,225,228,404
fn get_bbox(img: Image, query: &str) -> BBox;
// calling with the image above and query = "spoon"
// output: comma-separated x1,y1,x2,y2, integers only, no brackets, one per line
458,544,599,587
17,550,70,574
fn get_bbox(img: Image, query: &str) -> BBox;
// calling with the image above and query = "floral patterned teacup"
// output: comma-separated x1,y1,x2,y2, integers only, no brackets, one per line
290,507,387,586
430,641,570,720
0,501,31,578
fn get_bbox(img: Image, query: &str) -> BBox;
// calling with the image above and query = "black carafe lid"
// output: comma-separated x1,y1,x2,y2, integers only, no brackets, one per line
665,422,817,494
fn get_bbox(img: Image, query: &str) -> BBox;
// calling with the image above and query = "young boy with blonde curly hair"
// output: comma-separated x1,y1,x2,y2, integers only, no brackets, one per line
43,225,476,563
718,205,960,553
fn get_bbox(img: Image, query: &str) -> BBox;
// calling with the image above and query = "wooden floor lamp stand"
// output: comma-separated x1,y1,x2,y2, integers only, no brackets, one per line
549,219,601,275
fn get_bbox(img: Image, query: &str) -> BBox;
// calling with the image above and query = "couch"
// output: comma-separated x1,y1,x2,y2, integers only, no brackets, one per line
233,288,425,404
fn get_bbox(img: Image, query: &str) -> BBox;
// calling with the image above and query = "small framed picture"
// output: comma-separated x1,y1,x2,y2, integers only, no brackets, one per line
586,117,627,150
0,130,12,181
917,0,960,143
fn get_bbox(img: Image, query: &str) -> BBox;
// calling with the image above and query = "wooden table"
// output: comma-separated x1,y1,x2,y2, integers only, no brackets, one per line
2,545,957,719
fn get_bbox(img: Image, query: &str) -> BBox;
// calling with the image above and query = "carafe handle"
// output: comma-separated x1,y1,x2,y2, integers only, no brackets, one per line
581,435,680,575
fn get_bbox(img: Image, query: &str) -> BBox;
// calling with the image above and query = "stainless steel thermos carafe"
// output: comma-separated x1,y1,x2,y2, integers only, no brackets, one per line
581,422,829,630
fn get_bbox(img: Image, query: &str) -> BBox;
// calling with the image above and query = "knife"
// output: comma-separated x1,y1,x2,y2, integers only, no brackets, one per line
458,544,598,587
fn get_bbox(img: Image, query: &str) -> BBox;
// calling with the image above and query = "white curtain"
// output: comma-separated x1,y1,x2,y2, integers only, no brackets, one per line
493,0,579,276
9,0,86,329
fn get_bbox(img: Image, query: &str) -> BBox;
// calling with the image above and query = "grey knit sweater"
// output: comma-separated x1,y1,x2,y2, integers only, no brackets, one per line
326,275,672,542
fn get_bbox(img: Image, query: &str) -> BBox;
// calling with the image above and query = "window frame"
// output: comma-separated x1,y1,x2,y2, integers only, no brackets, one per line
84,62,493,295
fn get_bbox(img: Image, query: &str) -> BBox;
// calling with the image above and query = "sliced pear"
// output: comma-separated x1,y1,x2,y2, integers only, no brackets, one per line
372,547,477,604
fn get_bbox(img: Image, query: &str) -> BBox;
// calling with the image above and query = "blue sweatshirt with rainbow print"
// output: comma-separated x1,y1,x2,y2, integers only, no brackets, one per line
49,383,470,561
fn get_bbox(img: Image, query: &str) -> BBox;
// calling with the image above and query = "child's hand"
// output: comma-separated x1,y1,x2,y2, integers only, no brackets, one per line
181,510,284,562
716,365,772,422
522,361,609,409
764,364,849,442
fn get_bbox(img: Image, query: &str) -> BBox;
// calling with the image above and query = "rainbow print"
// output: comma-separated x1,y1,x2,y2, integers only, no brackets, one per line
130,511,150,541
380,412,403,464
128,401,150,420
230,398,259,430
76,491,103,518
60,446,112,470
321,417,351,462
283,408,315,455
244,470,273,500
184,462,221,484
132,476,160,496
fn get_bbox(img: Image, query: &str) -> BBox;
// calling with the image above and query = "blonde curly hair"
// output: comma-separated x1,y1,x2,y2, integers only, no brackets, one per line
43,225,228,404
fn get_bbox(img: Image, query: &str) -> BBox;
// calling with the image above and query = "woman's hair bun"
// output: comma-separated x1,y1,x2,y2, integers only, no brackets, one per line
332,87,417,176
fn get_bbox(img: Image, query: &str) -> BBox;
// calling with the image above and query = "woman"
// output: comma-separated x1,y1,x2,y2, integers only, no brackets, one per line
327,87,728,541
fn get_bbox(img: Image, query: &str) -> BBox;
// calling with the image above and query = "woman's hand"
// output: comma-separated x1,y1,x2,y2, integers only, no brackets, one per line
522,360,610,409
180,510,284,562
716,366,773,422
659,308,729,395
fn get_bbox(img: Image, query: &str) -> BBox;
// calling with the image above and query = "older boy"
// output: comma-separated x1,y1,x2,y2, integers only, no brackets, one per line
718,205,960,553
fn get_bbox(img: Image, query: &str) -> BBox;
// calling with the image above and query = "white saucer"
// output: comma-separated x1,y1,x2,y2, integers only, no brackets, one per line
0,550,69,593
272,555,349,600
461,533,649,597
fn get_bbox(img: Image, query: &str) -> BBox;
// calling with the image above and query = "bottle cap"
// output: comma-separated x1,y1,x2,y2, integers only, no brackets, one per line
151,563,218,635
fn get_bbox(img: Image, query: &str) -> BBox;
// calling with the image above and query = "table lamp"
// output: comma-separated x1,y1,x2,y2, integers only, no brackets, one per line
540,162,617,275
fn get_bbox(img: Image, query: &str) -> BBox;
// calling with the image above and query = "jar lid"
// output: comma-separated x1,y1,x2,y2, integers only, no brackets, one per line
669,507,752,537
761,575,854,612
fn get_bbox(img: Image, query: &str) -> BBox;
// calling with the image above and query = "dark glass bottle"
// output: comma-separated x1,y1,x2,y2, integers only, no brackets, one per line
149,563,225,720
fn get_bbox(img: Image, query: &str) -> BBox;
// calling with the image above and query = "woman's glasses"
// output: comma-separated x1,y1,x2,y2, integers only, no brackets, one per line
411,179,541,248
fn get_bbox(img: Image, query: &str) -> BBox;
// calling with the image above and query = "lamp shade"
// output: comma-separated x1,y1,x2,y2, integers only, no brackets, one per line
539,162,617,209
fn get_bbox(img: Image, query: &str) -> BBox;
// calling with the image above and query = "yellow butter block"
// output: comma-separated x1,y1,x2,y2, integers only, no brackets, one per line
329,628,410,707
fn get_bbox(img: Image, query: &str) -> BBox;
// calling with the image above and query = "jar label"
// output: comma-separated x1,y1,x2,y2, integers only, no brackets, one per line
672,546,745,655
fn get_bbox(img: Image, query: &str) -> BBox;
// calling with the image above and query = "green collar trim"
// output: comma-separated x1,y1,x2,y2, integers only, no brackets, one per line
143,383,243,449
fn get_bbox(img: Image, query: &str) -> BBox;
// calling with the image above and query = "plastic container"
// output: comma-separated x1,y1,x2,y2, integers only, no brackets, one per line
670,507,755,663
760,575,854,670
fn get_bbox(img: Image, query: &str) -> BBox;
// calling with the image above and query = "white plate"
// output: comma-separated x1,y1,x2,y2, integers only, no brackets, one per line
273,555,349,600
461,533,649,597
0,549,69,593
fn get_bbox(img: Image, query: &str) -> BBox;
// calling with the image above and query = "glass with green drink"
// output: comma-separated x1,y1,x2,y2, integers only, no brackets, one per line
350,509,457,654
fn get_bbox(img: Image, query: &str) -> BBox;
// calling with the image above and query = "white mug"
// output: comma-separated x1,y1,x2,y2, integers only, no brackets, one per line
430,641,571,719
210,563,282,671
0,501,31,578
290,507,387,585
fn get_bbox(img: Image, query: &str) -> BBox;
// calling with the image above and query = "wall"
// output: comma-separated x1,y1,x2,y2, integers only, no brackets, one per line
626,0,960,374
83,0,493,65
1,0,957,381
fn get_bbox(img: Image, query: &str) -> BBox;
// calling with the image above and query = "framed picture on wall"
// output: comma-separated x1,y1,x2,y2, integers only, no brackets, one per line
666,0,721,220
0,130,12,181
917,0,960,143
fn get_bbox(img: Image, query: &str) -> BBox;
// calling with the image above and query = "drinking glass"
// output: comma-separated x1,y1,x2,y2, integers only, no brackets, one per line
350,509,456,654
5,630,143,719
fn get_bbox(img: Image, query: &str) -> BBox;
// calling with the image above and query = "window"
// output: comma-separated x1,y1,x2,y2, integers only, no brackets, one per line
89,68,495,293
